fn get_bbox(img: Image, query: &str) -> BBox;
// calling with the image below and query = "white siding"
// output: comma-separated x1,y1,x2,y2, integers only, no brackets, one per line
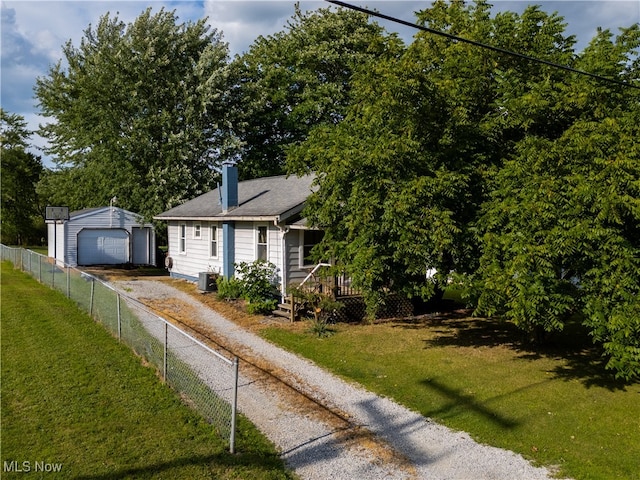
50,208,155,267
166,220,286,286
166,221,223,278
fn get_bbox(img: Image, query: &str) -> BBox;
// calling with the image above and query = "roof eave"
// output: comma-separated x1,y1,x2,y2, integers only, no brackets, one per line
154,215,281,222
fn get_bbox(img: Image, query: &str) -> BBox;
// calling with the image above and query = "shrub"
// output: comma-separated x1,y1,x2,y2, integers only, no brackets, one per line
217,261,280,314
235,260,279,304
246,299,278,315
216,276,244,300
289,286,343,336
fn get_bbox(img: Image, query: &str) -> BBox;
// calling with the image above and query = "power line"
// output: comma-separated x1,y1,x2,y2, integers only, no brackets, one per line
326,0,640,91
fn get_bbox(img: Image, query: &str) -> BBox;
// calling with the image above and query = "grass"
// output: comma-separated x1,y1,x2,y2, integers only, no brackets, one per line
0,262,295,479
261,306,640,480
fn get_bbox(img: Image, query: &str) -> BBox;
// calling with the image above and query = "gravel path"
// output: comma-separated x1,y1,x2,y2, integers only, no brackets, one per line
113,278,565,480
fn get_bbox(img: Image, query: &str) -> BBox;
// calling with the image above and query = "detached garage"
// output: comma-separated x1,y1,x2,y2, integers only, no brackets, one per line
47,207,156,267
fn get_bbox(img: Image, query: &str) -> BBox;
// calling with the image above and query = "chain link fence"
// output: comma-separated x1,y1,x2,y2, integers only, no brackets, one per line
2,245,240,453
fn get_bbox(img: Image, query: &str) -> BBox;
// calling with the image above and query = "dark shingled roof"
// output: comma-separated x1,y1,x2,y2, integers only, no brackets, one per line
154,174,316,222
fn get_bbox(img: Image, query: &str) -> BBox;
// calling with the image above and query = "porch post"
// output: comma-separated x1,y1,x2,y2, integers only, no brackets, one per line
222,222,235,279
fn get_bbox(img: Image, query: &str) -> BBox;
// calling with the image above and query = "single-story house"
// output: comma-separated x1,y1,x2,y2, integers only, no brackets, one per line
154,163,323,296
47,207,156,267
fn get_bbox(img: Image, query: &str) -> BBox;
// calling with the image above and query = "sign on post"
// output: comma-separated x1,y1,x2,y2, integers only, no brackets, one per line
45,206,70,221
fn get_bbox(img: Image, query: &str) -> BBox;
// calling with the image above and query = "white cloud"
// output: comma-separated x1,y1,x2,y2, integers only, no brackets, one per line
1,1,209,165
204,1,325,56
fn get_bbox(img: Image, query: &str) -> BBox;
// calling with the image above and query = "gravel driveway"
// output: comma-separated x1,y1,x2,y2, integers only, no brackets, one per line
112,278,565,480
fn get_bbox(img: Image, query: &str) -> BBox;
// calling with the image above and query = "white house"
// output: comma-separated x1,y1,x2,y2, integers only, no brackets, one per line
154,164,322,296
47,207,156,267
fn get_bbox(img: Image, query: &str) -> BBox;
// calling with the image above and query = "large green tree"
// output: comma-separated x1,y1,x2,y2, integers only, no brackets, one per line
288,0,576,315
35,8,233,219
0,109,45,245
474,25,640,379
228,5,402,179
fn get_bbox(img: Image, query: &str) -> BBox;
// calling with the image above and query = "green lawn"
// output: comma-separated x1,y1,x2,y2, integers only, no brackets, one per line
262,311,640,480
1,262,294,479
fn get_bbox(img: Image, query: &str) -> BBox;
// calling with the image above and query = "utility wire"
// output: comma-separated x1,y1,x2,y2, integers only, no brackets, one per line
326,0,640,90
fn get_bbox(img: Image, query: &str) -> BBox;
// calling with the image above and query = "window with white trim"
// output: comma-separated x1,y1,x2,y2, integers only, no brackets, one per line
179,224,186,253
210,225,218,258
301,229,324,267
194,224,202,239
257,225,268,261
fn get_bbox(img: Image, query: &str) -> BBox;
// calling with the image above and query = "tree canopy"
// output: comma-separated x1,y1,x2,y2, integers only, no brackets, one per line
35,8,233,219
288,0,576,310
227,5,402,179
1,109,45,245
474,24,640,378
288,0,640,379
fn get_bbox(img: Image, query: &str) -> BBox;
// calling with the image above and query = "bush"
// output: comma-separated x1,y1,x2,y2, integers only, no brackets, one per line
217,261,280,314
246,299,278,315
289,286,342,336
216,276,244,300
235,260,279,304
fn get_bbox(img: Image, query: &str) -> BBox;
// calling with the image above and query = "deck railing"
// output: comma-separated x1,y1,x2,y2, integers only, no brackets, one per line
299,263,361,298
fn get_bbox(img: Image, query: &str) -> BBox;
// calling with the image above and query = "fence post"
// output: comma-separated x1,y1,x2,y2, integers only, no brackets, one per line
117,294,121,341
163,322,168,383
230,356,239,454
89,279,95,316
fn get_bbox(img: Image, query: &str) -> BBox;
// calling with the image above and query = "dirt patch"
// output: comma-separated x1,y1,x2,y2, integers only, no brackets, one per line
83,266,169,282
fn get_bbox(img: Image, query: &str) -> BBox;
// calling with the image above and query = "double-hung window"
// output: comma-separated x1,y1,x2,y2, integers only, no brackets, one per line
194,224,202,239
210,225,218,258
179,224,187,253
257,226,268,261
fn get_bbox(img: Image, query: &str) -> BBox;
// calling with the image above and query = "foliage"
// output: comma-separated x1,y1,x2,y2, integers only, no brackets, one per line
235,260,280,304
473,25,640,379
288,285,342,337
246,299,278,316
0,109,45,245
289,285,343,323
227,5,403,178
217,261,279,314
288,0,640,377
216,276,244,300
288,0,574,315
35,8,234,220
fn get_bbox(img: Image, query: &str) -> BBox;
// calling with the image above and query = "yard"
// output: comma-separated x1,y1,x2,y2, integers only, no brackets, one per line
260,306,640,480
0,263,294,479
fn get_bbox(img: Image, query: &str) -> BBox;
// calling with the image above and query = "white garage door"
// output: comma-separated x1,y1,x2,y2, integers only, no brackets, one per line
77,229,129,265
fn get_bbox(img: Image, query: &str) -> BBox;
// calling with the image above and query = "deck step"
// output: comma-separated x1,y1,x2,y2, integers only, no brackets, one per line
272,309,292,319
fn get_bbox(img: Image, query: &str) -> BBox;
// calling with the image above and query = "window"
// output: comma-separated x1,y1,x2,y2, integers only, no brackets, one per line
257,226,268,261
179,224,186,253
194,224,201,239
301,229,324,267
210,225,218,258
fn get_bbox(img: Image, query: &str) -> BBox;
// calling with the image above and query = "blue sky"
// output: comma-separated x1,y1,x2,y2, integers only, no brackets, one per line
2,0,639,165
